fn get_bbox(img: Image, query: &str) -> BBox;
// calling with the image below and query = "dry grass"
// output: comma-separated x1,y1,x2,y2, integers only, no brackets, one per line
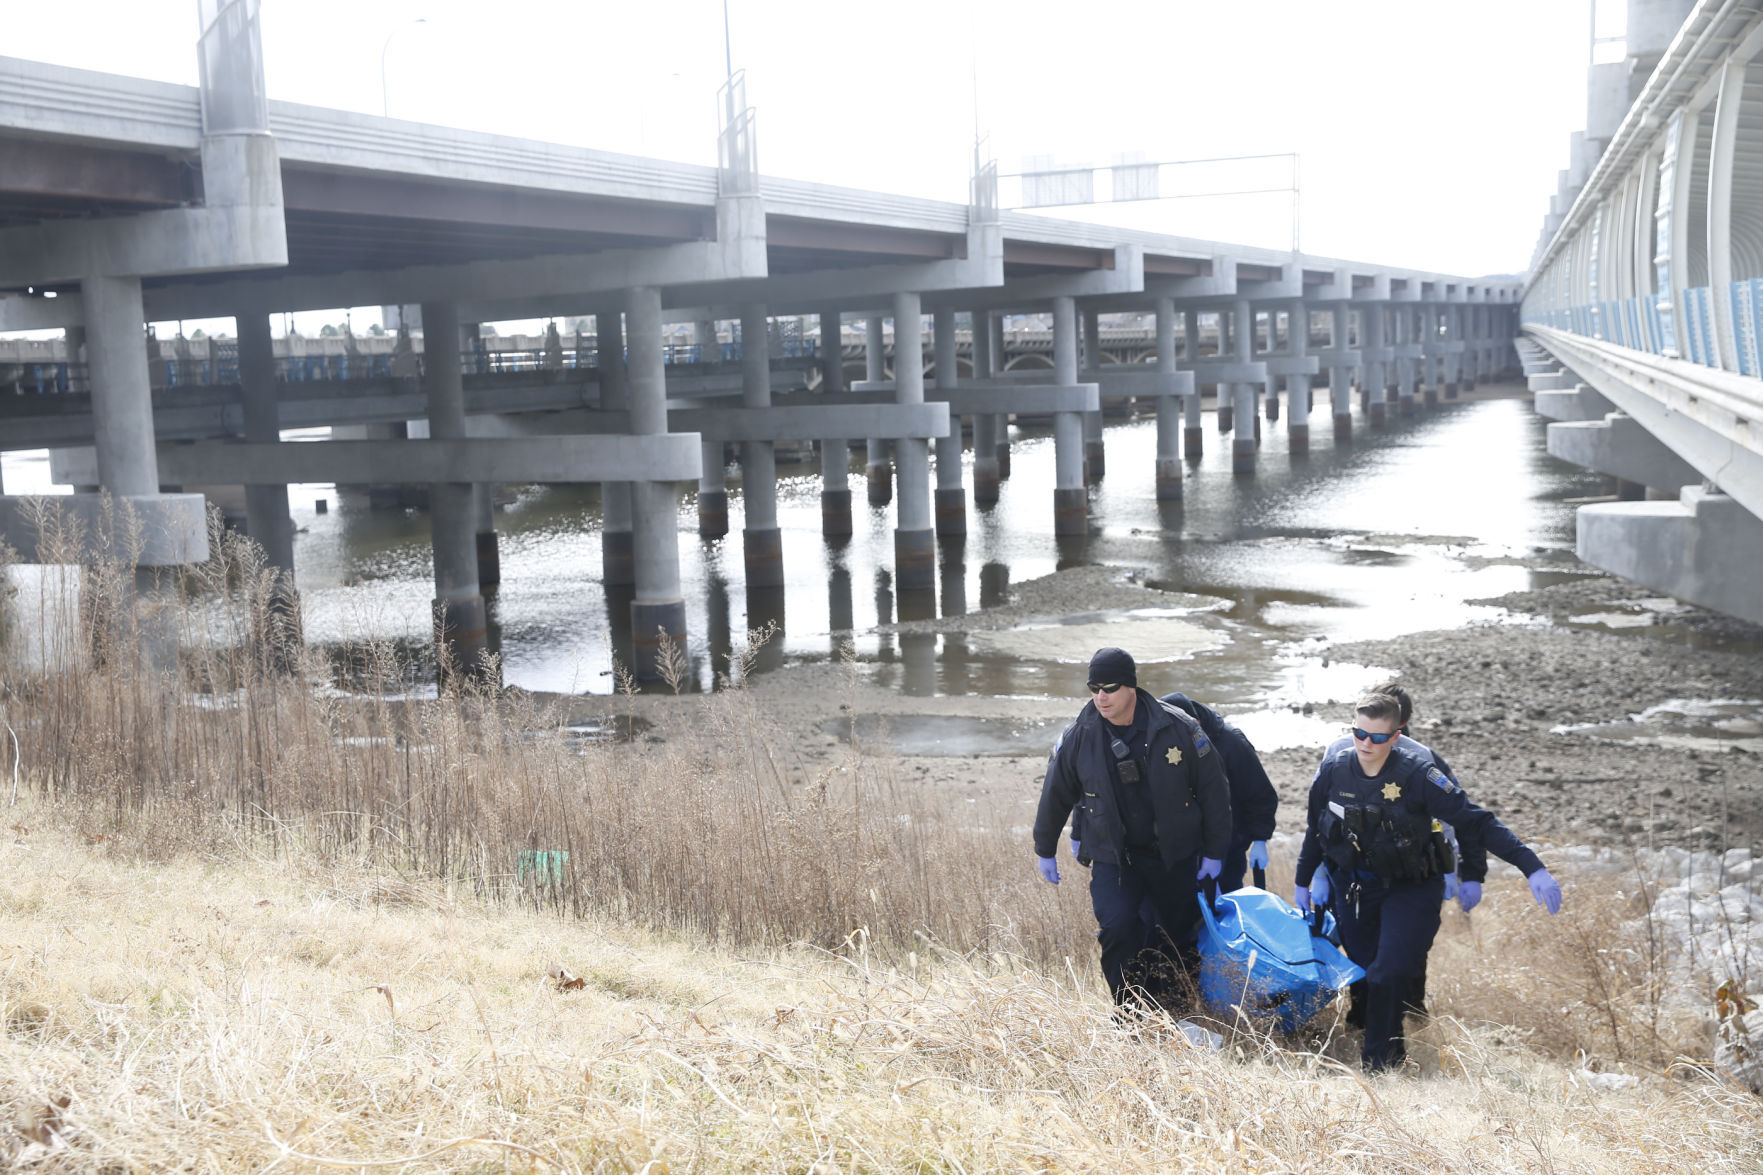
0,824,1759,1173
1,506,1760,1168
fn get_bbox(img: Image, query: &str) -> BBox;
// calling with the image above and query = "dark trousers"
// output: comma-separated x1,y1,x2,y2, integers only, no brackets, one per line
1091,853,1201,1008
1336,875,1445,1070
1219,835,1256,893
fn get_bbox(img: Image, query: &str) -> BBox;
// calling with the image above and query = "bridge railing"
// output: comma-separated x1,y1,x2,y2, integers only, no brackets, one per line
1,361,87,397
1522,280,1763,376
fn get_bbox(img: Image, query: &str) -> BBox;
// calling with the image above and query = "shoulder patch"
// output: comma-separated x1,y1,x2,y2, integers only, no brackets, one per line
1193,730,1213,756
1425,764,1460,794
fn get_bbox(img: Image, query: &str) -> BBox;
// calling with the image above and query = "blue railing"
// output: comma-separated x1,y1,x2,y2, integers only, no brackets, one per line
1523,281,1763,372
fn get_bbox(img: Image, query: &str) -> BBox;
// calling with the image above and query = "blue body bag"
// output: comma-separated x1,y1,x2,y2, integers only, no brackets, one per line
1196,886,1365,1033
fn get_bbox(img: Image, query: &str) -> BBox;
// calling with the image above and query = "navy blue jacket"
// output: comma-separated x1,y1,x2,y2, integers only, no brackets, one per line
1323,733,1502,881
1034,690,1232,868
1162,693,1279,843
1297,742,1543,887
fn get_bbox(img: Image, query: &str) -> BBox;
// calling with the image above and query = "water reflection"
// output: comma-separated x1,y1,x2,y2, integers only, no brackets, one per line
126,390,1614,703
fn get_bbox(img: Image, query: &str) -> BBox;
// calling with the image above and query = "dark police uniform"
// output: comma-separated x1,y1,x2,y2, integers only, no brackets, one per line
1296,742,1544,1070
1034,689,1232,1005
1163,693,1279,892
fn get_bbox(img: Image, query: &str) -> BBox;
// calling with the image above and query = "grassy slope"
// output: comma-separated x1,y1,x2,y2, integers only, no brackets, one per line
0,818,1757,1173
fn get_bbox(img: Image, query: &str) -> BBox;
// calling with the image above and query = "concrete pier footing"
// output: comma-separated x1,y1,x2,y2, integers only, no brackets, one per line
698,490,729,538
1289,423,1309,455
1053,487,1087,536
743,526,784,589
475,529,501,589
895,527,935,591
935,487,966,537
867,451,893,505
1577,487,1763,625
1185,425,1205,458
1333,413,1353,441
632,598,688,677
1218,402,1234,432
1369,400,1389,428
820,487,852,537
1231,437,1256,477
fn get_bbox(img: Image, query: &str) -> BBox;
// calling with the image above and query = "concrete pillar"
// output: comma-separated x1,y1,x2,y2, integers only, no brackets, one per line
1396,307,1417,417
698,439,728,537
864,314,892,505
1365,306,1388,427
625,285,688,680
1154,298,1182,500
472,484,500,588
972,310,1000,507
237,312,294,581
990,314,1011,478
1183,308,1204,457
1216,312,1234,434
1081,309,1104,480
1330,303,1353,441
695,313,718,360
818,308,853,538
1265,310,1282,423
1232,299,1256,476
740,303,782,589
932,307,965,537
84,275,159,496
1287,300,1312,455
419,300,488,679
1052,296,1086,535
598,310,635,586
1444,306,1461,399
892,292,934,590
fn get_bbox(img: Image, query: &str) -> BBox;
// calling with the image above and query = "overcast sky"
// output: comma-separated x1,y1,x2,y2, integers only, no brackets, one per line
3,0,1606,329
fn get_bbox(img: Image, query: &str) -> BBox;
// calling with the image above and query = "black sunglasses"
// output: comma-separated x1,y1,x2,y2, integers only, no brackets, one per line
1351,726,1398,745
1087,682,1126,695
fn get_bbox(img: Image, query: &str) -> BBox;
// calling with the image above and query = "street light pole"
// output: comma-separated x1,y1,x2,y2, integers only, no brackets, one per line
380,17,428,118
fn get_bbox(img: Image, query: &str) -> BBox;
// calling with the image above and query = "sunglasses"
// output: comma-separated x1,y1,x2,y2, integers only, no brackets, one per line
1087,682,1126,695
1351,726,1398,745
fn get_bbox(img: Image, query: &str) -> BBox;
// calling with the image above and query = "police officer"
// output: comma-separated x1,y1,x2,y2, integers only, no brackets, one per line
1160,693,1278,892
1033,648,1232,1008
1294,691,1563,1071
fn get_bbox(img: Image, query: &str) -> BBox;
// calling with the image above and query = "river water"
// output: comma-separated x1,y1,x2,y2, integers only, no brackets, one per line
1,388,1612,736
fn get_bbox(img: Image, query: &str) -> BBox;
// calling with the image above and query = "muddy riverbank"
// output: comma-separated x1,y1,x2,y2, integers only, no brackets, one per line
589,562,1763,859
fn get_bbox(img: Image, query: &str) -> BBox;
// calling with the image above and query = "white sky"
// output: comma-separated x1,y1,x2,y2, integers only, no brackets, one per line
3,0,1605,334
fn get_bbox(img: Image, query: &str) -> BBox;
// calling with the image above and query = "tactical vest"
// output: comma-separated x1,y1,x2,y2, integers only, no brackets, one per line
1317,754,1456,883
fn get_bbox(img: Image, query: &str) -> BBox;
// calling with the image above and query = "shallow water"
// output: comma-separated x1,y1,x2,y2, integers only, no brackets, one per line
2,391,1609,712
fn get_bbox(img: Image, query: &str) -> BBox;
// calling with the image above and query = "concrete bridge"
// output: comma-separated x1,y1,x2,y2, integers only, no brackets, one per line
0,0,1524,679
1522,0,1763,625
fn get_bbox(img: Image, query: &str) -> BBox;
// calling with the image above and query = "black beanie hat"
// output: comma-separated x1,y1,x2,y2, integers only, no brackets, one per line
1087,647,1137,687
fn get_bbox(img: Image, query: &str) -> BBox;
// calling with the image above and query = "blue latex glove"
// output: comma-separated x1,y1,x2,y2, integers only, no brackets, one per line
1070,839,1081,861
1311,868,1331,908
1037,856,1060,885
1443,872,1460,901
1528,868,1562,914
1458,880,1482,912
1292,884,1311,912
1248,841,1269,869
1196,857,1223,882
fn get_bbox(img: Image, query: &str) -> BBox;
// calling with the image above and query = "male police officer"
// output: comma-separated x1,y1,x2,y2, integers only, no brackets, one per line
1033,648,1232,1008
1295,691,1562,1070
1160,693,1278,892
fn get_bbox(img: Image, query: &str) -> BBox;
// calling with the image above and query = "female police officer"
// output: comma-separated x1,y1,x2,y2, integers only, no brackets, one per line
1294,691,1562,1070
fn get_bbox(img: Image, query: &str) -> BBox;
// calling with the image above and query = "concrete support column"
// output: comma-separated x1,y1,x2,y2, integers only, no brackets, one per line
625,285,687,679
1396,307,1417,416
1265,310,1282,423
1183,308,1204,457
1444,306,1461,398
698,438,728,537
864,314,892,505
1081,308,1105,480
1232,299,1257,476
1216,312,1235,433
972,310,1001,507
84,275,160,496
419,300,488,678
990,314,1012,478
892,293,934,589
1365,307,1388,427
819,308,853,537
472,484,500,588
1051,296,1086,535
237,312,294,581
1154,297,1182,500
740,303,782,589
1461,306,1478,392
598,310,635,586
1422,308,1440,406
1287,300,1312,455
932,307,965,537
1330,303,1353,441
